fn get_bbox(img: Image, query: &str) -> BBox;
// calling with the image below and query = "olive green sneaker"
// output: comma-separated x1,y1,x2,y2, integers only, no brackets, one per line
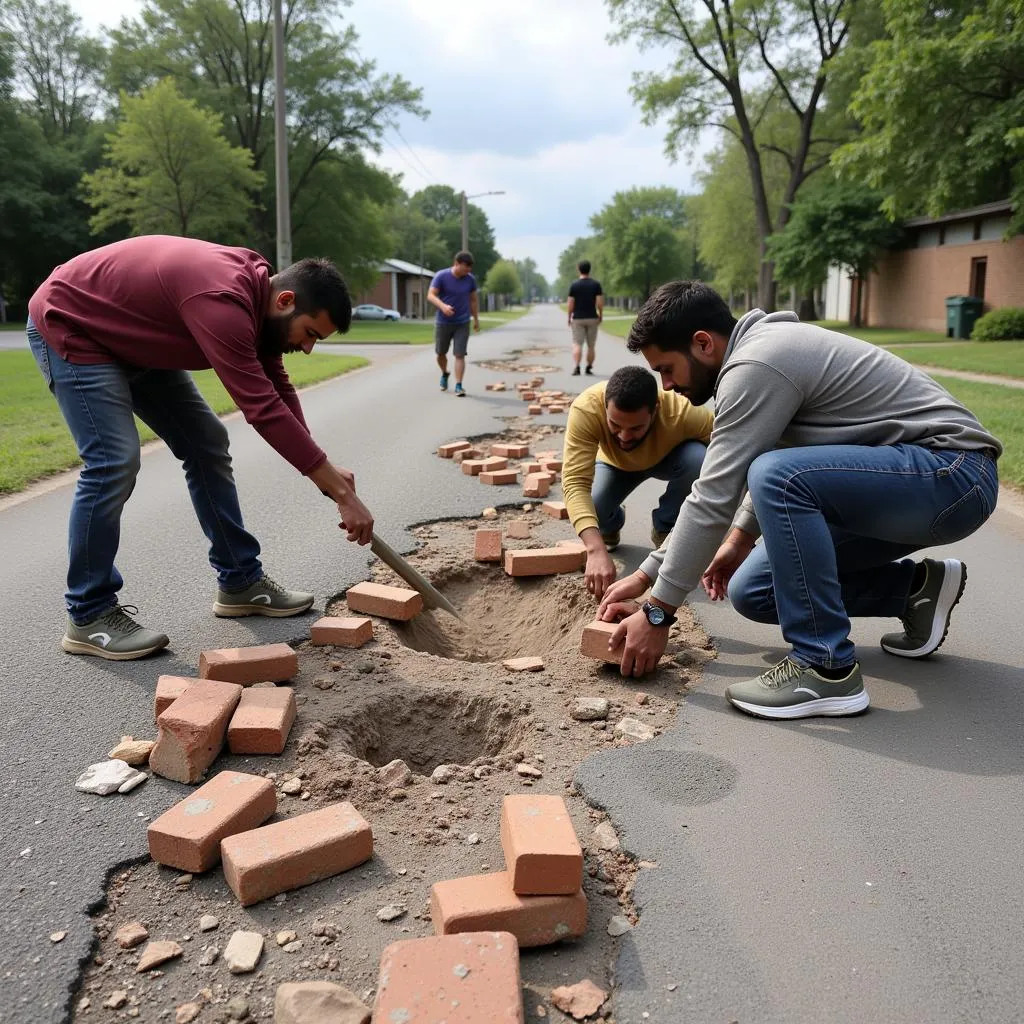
213,574,314,618
62,605,170,661
651,526,670,548
881,558,966,659
601,530,621,552
725,657,869,720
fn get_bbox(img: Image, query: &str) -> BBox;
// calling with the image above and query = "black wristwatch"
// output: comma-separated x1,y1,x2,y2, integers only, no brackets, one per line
642,600,677,628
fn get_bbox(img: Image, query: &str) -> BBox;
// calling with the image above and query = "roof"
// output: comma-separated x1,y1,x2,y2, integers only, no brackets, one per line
379,258,437,277
903,200,1013,229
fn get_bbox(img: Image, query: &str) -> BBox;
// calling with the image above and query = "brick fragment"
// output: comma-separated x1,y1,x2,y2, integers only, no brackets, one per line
540,458,563,472
431,872,587,947
454,447,483,464
502,657,544,672
345,582,423,621
557,539,587,552
479,456,509,472
527,405,543,416
438,441,472,458
155,675,195,720
542,500,569,519
548,405,566,414
221,802,373,906
492,443,530,458
461,459,488,476
501,795,583,895
580,620,624,665
309,616,373,647
199,643,297,685
474,529,503,563
147,770,276,873
149,680,243,784
227,686,296,755
480,470,518,485
507,520,531,539
504,547,585,577
520,461,542,475
520,391,536,401
374,933,524,1024
522,473,551,499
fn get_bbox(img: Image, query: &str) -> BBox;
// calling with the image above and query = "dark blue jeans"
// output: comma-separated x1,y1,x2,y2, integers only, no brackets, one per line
593,440,707,535
729,444,998,669
28,320,263,624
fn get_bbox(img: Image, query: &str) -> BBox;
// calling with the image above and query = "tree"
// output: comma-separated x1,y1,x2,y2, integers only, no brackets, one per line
590,186,692,301
607,0,856,309
834,0,1024,232
408,185,500,279
484,259,521,304
767,179,903,324
514,258,549,302
83,78,263,240
556,236,603,297
389,197,449,271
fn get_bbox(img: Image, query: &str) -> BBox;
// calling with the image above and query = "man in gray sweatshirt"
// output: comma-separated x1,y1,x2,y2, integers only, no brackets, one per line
598,281,1001,719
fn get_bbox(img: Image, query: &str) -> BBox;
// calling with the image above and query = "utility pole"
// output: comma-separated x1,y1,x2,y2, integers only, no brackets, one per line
460,190,505,254
273,0,292,271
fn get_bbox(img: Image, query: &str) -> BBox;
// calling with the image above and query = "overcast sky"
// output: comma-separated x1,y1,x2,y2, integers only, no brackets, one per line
71,0,713,281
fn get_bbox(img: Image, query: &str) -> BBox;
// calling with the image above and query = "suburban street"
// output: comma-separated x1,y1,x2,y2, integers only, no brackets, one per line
2,304,1023,1023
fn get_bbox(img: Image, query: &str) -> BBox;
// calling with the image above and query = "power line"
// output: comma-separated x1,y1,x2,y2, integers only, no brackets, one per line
392,124,438,184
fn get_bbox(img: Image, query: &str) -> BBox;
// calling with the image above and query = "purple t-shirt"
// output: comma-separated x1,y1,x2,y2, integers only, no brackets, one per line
430,267,477,324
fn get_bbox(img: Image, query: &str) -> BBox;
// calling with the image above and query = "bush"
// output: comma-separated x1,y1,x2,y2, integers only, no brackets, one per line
972,307,1024,341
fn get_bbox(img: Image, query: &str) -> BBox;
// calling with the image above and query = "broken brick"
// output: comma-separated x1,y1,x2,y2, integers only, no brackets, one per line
540,459,563,472
504,547,585,577
453,448,483,464
542,501,569,519
500,795,583,896
309,616,373,648
199,643,298,685
461,460,488,476
147,770,276,873
527,405,543,416
520,461,542,475
345,582,423,621
438,441,472,458
492,443,530,458
479,456,509,472
480,470,518,485
580,620,624,665
502,657,544,672
522,473,551,499
227,686,297,755
155,675,195,720
474,530,503,563
506,521,531,539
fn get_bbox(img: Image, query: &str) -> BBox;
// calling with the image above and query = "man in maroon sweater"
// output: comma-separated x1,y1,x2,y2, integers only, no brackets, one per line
27,235,373,660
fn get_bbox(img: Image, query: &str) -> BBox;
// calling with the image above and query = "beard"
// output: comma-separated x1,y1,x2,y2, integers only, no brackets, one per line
674,353,718,406
258,312,299,359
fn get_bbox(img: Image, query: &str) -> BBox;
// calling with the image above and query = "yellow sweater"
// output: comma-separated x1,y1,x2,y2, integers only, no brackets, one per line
562,381,714,534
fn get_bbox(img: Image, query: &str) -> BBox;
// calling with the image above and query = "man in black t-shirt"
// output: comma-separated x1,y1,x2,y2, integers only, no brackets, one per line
567,260,604,375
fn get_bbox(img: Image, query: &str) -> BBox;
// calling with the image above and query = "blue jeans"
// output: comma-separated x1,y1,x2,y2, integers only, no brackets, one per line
729,444,998,669
593,440,707,535
28,320,263,624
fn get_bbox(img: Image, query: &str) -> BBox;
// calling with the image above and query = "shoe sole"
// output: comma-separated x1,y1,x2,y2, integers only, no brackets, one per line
61,636,170,660
455,391,466,397
881,559,966,658
213,598,315,618
728,690,870,719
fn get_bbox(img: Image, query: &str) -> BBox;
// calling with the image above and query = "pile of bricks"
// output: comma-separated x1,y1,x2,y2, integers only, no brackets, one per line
524,389,572,415
438,438,567,501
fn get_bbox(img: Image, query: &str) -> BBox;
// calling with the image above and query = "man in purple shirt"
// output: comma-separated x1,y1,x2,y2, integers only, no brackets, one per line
427,251,479,397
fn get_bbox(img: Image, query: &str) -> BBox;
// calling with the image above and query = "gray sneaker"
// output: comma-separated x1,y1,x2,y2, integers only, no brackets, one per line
881,558,966,658
725,657,869,720
62,605,170,661
213,574,314,618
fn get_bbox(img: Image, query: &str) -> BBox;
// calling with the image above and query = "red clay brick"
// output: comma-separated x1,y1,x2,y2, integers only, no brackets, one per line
504,547,585,577
507,520,531,539
453,447,483,464
199,643,298,685
155,675,195,720
521,391,536,401
542,500,569,519
374,933,524,1024
227,686,297,755
540,471,558,485
557,539,587,552
309,616,373,647
492,443,530,458
474,529,503,563
221,802,373,906
580,620,625,665
461,459,488,476
502,657,544,672
527,405,543,416
540,458,563,472
149,680,244,784
480,470,518,485
523,473,551,499
479,456,509,472
431,871,587,948
520,461,542,475
438,441,472,458
147,770,276,873
548,404,567,414
501,795,583,895
346,582,423,621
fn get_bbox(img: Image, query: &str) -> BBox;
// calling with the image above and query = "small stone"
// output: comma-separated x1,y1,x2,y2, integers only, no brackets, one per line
502,657,544,672
273,981,370,1024
376,905,406,922
107,737,155,766
77,997,90,1012
114,921,149,950
467,833,480,845
614,717,656,742
357,661,374,674
571,697,609,722
175,873,193,887
482,507,498,519
607,915,633,937
75,760,138,795
276,930,298,946
377,758,413,789
473,766,490,779
281,778,303,795
431,765,455,785
388,789,408,801
522,504,533,512
550,980,608,1020
198,945,219,967
536,1006,547,1018
199,915,219,932
283,940,303,953
226,995,249,1020
49,931,66,943
636,692,650,705
592,821,620,852
516,763,543,779
117,771,148,794
103,991,128,1010
224,930,264,973
176,1002,201,1023
667,983,678,991
136,939,183,973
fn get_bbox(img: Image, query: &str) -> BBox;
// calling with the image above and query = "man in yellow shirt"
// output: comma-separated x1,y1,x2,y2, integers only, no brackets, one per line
563,365,713,599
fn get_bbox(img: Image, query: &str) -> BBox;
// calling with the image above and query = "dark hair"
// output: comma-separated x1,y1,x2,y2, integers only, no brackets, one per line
454,250,474,266
274,258,352,334
627,281,736,354
604,365,658,414
578,260,591,275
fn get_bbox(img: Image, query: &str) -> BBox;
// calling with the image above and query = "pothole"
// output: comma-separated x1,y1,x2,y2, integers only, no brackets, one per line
512,346,559,358
477,358,561,373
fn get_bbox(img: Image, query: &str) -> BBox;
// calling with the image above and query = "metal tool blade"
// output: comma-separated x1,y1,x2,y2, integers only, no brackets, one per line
370,532,463,619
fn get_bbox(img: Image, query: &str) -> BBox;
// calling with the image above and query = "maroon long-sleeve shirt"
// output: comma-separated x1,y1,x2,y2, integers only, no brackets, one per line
28,235,327,474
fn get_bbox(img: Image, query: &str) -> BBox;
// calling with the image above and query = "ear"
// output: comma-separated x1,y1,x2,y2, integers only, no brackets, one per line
273,289,296,312
691,330,715,357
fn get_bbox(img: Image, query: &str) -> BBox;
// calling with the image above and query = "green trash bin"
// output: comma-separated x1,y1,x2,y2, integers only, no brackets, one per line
945,296,984,339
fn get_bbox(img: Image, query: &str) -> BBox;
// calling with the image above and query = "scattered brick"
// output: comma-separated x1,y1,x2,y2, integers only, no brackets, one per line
461,460,488,476
527,405,543,416
480,470,518,485
149,680,243,784
535,450,560,460
507,520,531,539
155,675,194,720
529,377,545,387
479,456,509,472
502,657,544,672
580,620,624,665
520,461,542,475
374,933,523,1024
548,405,567,414
557,539,587,552
431,871,587,948
504,547,585,577
227,686,297,755
199,643,298,685
523,473,551,499
540,471,558,485
492,443,530,458
147,770,276,873
501,795,583,895
542,500,569,519
454,447,483,464
345,582,423,621
474,530,503,563
309,616,373,647
438,441,472,458
521,391,536,401
221,802,373,906
540,458,563,472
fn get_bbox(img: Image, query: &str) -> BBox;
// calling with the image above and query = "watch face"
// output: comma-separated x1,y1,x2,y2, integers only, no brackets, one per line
647,604,666,626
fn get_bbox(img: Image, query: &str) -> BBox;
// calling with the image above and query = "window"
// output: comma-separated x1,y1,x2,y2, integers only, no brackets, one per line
970,257,987,301
973,219,983,241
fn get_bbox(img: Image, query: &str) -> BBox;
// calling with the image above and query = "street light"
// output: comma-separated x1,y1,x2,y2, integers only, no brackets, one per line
460,190,505,252
272,0,291,271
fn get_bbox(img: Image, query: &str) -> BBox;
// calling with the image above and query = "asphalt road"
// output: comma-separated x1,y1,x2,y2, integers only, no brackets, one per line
3,305,1023,1023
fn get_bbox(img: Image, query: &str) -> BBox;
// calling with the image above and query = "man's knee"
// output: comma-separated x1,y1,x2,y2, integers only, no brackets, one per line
746,449,789,498
729,556,777,623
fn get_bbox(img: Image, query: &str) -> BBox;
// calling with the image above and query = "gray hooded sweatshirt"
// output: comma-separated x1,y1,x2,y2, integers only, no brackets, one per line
640,310,1002,608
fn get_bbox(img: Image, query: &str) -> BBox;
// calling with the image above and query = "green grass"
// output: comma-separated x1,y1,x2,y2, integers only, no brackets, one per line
0,350,367,495
0,321,26,331
559,303,633,318
327,307,531,344
811,321,948,345
887,342,1024,380
600,316,636,339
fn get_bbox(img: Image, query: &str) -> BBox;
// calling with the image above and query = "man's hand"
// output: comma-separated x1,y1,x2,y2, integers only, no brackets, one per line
309,461,374,546
610,609,669,678
598,569,650,615
439,302,455,318
599,599,640,623
584,547,617,600
701,528,756,601
472,316,480,333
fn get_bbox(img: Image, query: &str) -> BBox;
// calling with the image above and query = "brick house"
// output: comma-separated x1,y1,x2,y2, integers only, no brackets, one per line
824,200,1024,331
352,258,437,319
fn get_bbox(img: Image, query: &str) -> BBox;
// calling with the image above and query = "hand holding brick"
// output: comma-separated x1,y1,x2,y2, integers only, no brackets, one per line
580,620,626,665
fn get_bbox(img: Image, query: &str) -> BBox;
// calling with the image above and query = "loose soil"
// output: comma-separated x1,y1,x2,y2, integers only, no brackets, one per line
72,441,713,1024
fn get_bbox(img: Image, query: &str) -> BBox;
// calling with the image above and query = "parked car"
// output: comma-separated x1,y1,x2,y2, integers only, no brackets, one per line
352,303,400,321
